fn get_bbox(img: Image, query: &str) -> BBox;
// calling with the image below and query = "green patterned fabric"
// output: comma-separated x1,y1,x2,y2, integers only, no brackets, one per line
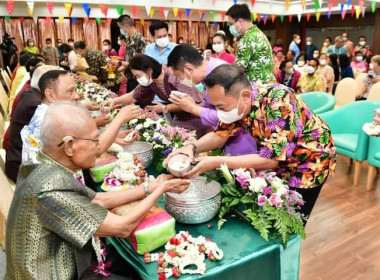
5,152,108,279
235,25,275,83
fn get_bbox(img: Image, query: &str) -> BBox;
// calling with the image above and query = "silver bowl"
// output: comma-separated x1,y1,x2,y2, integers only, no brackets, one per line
164,176,221,224
122,141,153,167
167,154,191,177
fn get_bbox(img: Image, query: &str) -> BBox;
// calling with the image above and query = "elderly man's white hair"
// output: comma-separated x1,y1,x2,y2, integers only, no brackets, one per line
41,101,91,149
30,65,61,90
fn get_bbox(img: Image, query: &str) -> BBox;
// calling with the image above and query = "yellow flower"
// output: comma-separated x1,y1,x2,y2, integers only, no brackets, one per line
28,135,39,148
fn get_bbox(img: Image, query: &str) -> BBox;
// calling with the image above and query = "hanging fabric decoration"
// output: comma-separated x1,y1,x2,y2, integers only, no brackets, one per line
132,6,139,17
33,16,38,23
332,0,337,5
99,4,108,17
198,9,203,19
107,18,112,25
116,5,124,16
346,0,351,7
46,2,54,14
251,0,255,7
164,9,169,19
140,18,145,25
355,7,360,19
285,0,290,11
206,20,209,26
371,1,376,13
341,8,346,20
301,0,306,9
173,8,179,18
84,17,89,23
340,3,344,14
314,0,319,11
212,0,216,6
257,14,261,23
233,0,237,4
64,3,73,17
149,8,155,19
319,0,323,8
4,16,10,23
350,4,355,17
82,3,91,18
252,12,257,21
59,16,64,23
361,7,365,18
95,17,101,24
316,12,320,21
45,16,52,23
6,1,15,15
186,9,191,19
159,7,165,17
145,5,151,17
221,11,226,22
306,13,311,21
72,17,77,24
178,10,182,20
280,15,284,23
263,14,267,25
27,1,34,16
297,13,302,22
19,16,24,23
210,10,215,20
271,14,276,23
327,2,332,18
289,15,293,22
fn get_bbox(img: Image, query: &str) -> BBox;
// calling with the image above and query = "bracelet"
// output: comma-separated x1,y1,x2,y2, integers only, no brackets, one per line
187,143,197,154
162,105,169,114
143,181,150,197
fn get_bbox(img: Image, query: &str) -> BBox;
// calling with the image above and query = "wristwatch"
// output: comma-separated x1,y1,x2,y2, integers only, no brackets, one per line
143,181,150,197
162,105,169,114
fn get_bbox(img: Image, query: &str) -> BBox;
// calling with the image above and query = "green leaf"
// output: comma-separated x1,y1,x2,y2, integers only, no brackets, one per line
241,195,254,204
230,198,240,207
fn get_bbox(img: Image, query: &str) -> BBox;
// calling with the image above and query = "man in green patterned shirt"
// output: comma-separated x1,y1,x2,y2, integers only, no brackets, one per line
5,102,190,279
227,4,275,83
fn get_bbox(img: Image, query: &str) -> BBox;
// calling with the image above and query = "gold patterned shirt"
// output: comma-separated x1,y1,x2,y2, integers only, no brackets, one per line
5,152,107,279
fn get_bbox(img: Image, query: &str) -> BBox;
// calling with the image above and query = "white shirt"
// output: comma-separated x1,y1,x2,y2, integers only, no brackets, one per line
68,50,78,71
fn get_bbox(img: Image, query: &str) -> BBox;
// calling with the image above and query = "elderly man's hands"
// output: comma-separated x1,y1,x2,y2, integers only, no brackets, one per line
169,94,197,114
94,115,111,127
150,174,190,194
116,104,141,124
114,129,140,146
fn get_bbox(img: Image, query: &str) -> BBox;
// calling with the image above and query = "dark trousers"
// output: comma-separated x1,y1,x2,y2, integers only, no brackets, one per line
290,182,324,225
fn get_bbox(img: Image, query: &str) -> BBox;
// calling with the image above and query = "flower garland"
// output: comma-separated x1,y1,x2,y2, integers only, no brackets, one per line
363,122,380,136
144,231,223,279
92,237,111,277
217,164,306,247
102,152,147,191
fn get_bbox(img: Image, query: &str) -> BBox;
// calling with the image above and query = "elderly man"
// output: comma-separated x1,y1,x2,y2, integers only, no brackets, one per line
326,36,347,55
5,102,190,279
168,64,336,221
20,69,140,163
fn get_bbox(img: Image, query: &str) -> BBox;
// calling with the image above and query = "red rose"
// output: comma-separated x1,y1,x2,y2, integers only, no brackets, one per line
172,266,180,278
158,272,166,280
167,250,178,258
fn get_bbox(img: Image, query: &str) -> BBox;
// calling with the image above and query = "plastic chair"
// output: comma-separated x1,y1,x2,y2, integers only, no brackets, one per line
299,92,336,114
1,69,11,93
0,166,15,249
0,82,9,118
334,78,357,109
6,66,12,77
367,82,380,101
366,136,380,191
319,100,380,186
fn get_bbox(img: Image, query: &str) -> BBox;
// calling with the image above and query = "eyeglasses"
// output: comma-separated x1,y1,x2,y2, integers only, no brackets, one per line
57,136,100,147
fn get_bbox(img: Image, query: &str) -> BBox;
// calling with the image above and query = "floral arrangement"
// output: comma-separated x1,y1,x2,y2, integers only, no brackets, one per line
217,164,306,247
73,75,116,104
92,237,111,276
101,152,147,191
126,110,197,171
363,122,380,136
144,231,223,279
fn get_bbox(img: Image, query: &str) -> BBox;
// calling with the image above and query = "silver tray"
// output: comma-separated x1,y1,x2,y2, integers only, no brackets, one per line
122,141,153,167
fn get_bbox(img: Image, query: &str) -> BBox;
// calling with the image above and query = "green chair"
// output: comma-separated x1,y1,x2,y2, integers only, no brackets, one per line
366,136,380,191
319,101,380,186
299,92,336,114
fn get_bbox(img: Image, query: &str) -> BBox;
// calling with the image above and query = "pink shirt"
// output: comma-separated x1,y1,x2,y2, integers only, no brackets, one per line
118,45,126,60
350,60,367,73
211,51,235,64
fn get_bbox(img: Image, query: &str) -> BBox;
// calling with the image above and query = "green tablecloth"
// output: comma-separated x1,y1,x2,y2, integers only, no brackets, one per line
88,167,301,280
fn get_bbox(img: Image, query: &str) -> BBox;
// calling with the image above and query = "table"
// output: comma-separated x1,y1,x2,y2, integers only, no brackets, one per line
87,169,301,280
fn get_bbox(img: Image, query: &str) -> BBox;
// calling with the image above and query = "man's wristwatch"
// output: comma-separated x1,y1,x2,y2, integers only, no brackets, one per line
143,181,150,197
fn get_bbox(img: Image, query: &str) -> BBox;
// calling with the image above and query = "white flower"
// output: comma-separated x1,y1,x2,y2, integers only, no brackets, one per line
220,164,234,183
143,119,152,128
129,119,138,125
248,177,267,193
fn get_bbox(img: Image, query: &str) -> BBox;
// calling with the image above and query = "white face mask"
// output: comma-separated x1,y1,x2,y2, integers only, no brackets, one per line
212,43,225,53
297,61,305,67
359,41,366,46
117,40,122,46
286,68,294,75
179,69,195,88
217,93,246,124
313,54,319,59
103,46,109,51
155,37,169,48
369,63,374,70
323,42,328,47
307,66,316,74
306,41,311,46
137,74,153,87
68,42,74,47
356,56,363,62
296,39,301,44
319,59,327,66
342,37,348,42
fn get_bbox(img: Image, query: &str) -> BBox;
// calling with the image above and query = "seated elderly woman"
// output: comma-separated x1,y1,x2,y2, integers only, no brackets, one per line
101,54,208,137
5,101,190,279
168,64,336,221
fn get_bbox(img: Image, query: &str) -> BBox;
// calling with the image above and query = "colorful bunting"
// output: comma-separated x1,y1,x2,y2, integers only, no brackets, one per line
19,16,24,23
319,0,323,8
210,10,215,20
45,16,52,23
72,17,77,24
285,0,290,11
251,0,255,7
178,10,182,20
340,3,344,14
27,1,34,16
198,9,203,19
355,7,360,19
59,16,64,23
107,18,112,25
252,12,257,22
82,3,91,18
280,15,284,23
186,9,191,19
84,17,89,23
206,21,209,26
301,0,306,9
149,8,155,18
164,9,169,19
316,12,320,21
33,16,38,23
233,0,237,4
99,4,108,17
116,5,124,16
221,11,226,22
145,5,151,17
346,0,351,7
306,13,311,22
351,4,355,17
289,15,293,22
6,1,14,15
257,14,261,23
297,13,302,22
4,16,10,23
314,0,319,11
342,9,346,20
271,14,276,23
95,17,101,24
132,6,139,17
46,2,53,14
159,7,165,17
263,14,267,25
173,8,179,18
371,1,376,13
64,3,73,17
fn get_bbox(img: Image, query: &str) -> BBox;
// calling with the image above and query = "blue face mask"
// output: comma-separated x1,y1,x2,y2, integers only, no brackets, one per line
229,25,241,37
120,29,127,36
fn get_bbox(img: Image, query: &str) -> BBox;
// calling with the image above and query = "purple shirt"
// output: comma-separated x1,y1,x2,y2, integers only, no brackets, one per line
199,58,258,156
